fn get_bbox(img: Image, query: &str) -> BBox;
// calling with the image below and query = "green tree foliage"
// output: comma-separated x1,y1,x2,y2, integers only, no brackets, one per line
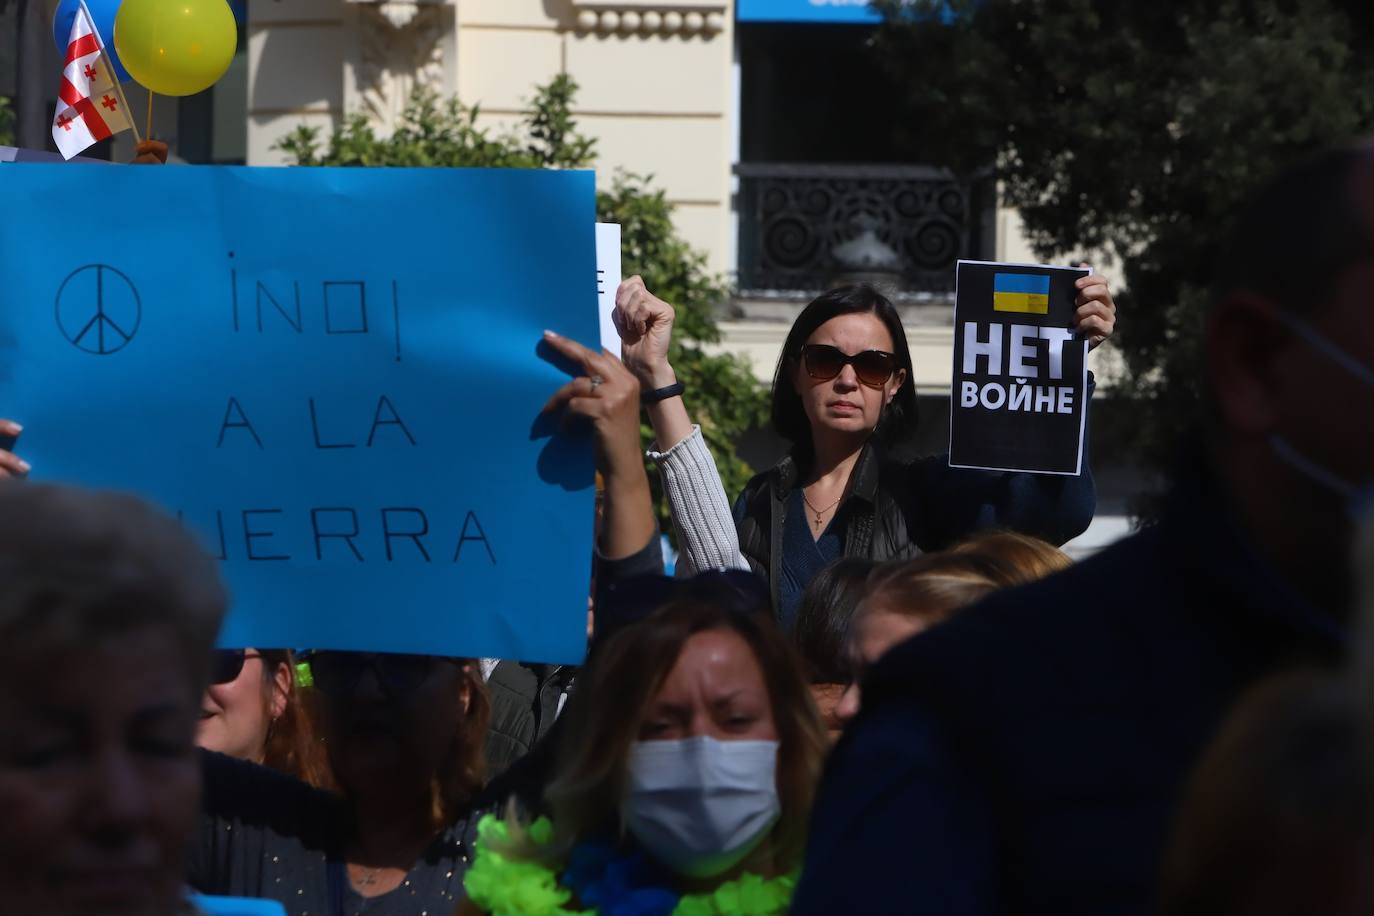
873,0,1374,508
277,76,765,532
0,97,14,147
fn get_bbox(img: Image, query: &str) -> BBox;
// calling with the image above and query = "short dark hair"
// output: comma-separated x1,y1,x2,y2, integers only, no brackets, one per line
792,556,874,683
1212,143,1374,316
771,284,921,467
0,482,227,696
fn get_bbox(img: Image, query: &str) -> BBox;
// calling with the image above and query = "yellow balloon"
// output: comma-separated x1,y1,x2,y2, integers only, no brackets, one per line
114,0,237,97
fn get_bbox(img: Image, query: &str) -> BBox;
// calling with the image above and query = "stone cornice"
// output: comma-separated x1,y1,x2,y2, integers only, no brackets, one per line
569,2,727,36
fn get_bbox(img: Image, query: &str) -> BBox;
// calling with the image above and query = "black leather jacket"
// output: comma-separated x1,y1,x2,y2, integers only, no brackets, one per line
733,440,1097,614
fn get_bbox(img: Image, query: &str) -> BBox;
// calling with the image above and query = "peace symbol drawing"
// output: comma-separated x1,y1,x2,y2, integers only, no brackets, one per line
54,264,142,355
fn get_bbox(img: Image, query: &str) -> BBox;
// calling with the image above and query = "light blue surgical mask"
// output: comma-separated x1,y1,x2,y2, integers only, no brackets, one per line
1268,309,1374,524
621,736,780,878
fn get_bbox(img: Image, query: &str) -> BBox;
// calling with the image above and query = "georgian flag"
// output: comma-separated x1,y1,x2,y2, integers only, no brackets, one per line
51,5,132,160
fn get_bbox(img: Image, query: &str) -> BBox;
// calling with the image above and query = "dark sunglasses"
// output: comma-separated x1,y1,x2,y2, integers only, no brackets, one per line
306,651,459,697
209,649,261,685
800,344,898,389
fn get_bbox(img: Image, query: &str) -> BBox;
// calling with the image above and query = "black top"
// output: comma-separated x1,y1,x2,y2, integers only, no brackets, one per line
188,751,481,916
778,487,844,629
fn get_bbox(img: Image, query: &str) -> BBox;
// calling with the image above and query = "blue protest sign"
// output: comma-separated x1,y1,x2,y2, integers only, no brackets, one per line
191,896,288,916
0,165,598,664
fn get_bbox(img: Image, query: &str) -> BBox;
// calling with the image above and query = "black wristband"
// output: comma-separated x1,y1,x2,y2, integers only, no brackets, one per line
642,381,685,405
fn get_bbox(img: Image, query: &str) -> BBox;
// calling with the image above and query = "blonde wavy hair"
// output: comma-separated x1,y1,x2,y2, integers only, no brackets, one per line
862,530,1071,626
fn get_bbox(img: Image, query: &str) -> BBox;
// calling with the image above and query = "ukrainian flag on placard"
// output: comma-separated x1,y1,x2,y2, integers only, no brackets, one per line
993,273,1050,315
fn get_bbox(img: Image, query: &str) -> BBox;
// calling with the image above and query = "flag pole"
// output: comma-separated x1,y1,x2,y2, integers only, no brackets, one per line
77,0,142,144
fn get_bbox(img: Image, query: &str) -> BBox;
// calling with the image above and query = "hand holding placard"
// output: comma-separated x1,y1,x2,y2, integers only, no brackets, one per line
540,329,656,561
1072,269,1117,350
0,420,28,478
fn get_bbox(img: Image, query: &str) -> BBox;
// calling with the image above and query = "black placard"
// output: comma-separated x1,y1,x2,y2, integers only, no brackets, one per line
948,259,1089,475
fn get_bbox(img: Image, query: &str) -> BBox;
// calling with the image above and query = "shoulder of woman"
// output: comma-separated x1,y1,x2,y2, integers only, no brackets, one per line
733,467,774,511
202,749,336,814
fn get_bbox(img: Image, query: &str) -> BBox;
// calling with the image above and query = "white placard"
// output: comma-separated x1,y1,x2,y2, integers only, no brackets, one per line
596,223,623,358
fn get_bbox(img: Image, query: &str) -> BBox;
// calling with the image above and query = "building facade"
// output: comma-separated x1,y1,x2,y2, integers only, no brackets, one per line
238,0,1094,393
3,0,1129,550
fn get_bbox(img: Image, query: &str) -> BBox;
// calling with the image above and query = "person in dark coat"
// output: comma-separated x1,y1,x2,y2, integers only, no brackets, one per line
790,144,1374,916
482,661,576,780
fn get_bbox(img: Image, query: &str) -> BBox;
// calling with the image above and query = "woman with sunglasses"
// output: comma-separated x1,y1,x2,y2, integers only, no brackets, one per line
197,648,323,785
188,650,492,916
616,277,1114,624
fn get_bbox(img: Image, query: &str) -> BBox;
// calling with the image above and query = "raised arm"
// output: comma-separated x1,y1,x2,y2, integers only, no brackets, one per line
615,276,693,451
615,278,748,574
540,330,656,561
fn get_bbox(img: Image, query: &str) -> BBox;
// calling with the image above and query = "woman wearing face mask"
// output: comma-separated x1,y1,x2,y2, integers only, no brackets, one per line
188,651,492,915
615,278,1113,626
458,596,827,916
198,647,323,785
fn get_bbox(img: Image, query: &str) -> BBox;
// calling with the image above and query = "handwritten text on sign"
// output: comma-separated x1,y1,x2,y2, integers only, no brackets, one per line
948,260,1090,476
0,164,599,663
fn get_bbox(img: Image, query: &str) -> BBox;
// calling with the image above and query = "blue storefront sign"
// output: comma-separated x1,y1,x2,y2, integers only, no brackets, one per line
736,0,959,24
737,0,882,22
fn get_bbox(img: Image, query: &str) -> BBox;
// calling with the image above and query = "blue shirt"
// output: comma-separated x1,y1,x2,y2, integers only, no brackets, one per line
777,487,844,629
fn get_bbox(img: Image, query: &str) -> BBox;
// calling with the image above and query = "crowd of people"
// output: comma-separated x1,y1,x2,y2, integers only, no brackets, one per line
1,144,1371,916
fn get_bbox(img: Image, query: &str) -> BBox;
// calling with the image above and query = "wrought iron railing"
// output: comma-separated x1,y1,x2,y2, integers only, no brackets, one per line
735,163,994,295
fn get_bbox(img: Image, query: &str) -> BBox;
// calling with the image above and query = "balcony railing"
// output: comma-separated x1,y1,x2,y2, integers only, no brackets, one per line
735,162,994,295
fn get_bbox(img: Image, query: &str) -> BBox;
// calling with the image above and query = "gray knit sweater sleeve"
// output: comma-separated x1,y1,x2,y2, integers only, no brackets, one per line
646,425,750,576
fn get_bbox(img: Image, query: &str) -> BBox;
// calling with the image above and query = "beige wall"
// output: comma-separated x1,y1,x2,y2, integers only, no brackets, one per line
242,1,1101,387
246,0,349,160
247,0,734,273
456,0,734,273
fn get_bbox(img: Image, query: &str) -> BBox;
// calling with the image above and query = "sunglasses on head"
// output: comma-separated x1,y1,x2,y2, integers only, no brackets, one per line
305,651,459,697
209,649,262,685
800,344,898,389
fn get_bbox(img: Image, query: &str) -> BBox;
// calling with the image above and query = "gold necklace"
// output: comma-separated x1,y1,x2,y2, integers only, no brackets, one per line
801,489,842,528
